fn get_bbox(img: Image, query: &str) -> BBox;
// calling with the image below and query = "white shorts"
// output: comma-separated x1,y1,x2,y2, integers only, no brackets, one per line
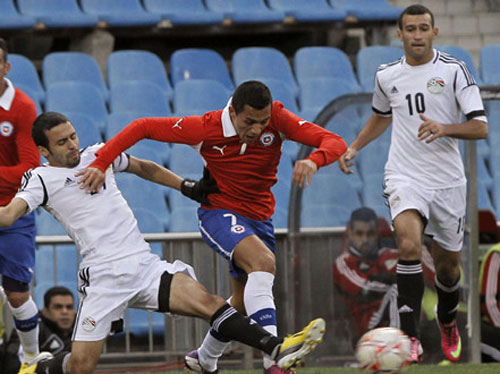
383,178,466,252
73,251,196,341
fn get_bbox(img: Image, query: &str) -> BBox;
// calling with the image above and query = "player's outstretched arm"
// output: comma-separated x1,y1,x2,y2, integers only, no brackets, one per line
0,198,29,227
338,114,392,174
126,156,183,190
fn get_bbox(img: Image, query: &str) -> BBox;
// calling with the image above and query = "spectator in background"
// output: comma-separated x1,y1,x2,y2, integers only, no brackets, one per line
2,287,76,374
0,37,48,369
479,243,500,362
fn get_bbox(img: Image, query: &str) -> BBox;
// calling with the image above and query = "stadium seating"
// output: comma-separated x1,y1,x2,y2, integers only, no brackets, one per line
271,207,288,229
126,308,165,337
480,44,500,85
17,0,98,28
232,47,299,97
35,245,78,285
143,0,224,25
0,0,36,29
35,209,67,236
110,81,172,116
170,49,234,90
294,46,360,90
14,83,43,114
205,0,285,24
107,50,173,103
65,112,102,148
478,181,495,212
133,207,167,233
80,0,161,27
168,144,204,176
282,141,300,161
324,106,361,146
34,281,78,310
332,0,402,21
45,81,108,132
256,78,299,113
437,45,482,84
7,54,45,104
43,52,108,102
267,0,346,22
303,171,361,209
173,79,230,116
301,204,352,227
169,206,200,232
356,46,404,92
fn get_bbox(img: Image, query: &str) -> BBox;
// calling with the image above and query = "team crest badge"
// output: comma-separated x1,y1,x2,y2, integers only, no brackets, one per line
427,77,445,94
0,121,14,137
231,224,245,234
259,132,275,146
82,316,97,331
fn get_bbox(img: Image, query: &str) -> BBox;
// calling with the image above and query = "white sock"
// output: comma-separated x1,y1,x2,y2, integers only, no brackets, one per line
9,297,40,359
244,271,277,369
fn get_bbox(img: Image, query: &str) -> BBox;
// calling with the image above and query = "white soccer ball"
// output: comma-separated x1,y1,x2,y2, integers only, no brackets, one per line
355,327,411,373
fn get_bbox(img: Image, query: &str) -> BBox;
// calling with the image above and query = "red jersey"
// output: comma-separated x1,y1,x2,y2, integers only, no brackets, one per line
0,79,39,206
480,245,500,327
92,101,347,220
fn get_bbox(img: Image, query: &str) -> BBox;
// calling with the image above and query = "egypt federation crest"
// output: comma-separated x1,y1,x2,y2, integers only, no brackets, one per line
259,132,275,146
82,316,97,331
427,77,445,94
0,121,13,137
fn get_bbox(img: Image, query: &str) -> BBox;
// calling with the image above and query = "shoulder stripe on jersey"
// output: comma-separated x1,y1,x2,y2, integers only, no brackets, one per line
37,175,48,206
372,106,392,116
466,110,486,120
439,54,475,86
79,146,89,154
377,57,403,72
376,77,388,98
433,50,440,63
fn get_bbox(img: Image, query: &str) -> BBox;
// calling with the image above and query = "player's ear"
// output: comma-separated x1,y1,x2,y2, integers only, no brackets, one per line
396,28,403,41
432,26,439,39
38,145,50,158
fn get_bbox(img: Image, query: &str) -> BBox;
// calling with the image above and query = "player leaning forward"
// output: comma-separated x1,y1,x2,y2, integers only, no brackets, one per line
0,112,326,374
338,4,488,363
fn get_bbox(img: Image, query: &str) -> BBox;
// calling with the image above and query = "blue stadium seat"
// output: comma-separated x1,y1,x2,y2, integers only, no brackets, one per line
271,153,293,212
43,52,108,102
256,78,299,113
294,47,360,90
169,188,199,211
437,46,481,84
173,79,230,116
126,308,164,336
0,0,36,29
7,54,45,104
65,112,102,148
480,44,500,85
126,143,167,167
34,281,78,310
133,207,167,233
301,204,351,228
303,172,361,208
143,0,223,25
169,144,204,176
361,173,386,207
107,50,173,103
477,156,493,192
35,209,67,236
324,106,361,146
271,207,288,229
357,141,389,178
478,180,495,212
299,78,357,120
170,49,234,90
17,0,98,28
80,0,161,27
267,0,346,22
205,0,285,24
45,82,108,133
169,206,200,232
332,0,402,21
110,81,171,116
14,84,42,114
318,160,363,194
282,141,300,161
356,46,404,92
232,47,299,97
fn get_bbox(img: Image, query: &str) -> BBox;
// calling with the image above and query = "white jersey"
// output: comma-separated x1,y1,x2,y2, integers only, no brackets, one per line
372,49,487,188
15,144,150,267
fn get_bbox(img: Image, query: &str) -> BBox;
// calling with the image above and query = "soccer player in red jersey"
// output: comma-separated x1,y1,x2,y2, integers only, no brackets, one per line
78,81,347,373
0,38,51,369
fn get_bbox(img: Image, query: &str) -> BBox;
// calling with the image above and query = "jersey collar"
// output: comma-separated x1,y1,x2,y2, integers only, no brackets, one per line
0,78,15,111
221,97,237,137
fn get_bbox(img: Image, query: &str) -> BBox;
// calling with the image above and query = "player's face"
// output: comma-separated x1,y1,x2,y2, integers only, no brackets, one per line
230,104,272,145
43,295,75,331
41,121,81,168
348,220,378,256
0,49,10,93
398,13,438,65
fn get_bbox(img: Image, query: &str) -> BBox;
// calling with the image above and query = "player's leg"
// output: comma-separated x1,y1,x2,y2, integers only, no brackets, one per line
393,210,425,361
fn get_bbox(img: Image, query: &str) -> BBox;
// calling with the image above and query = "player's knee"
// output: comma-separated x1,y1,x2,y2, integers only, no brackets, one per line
397,237,421,259
67,355,96,374
250,252,276,274
435,262,460,284
5,291,29,308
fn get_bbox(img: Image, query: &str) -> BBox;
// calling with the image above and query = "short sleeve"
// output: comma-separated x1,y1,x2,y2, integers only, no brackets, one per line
112,152,130,173
14,170,47,214
371,73,392,116
454,65,487,122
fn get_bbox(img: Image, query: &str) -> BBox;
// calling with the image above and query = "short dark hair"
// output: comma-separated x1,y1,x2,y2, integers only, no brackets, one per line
397,4,434,30
0,38,8,62
44,286,74,309
32,112,70,149
348,207,378,228
232,81,272,114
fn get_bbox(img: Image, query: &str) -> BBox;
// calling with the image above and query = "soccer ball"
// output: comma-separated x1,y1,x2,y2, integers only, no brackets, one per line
355,327,411,373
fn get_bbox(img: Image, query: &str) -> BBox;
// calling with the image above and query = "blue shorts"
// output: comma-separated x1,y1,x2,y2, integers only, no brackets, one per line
0,212,36,284
198,208,275,278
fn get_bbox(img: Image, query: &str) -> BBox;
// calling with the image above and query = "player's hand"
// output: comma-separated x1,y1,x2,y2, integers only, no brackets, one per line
418,114,446,143
181,168,220,205
75,167,106,194
338,147,357,174
292,159,318,188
